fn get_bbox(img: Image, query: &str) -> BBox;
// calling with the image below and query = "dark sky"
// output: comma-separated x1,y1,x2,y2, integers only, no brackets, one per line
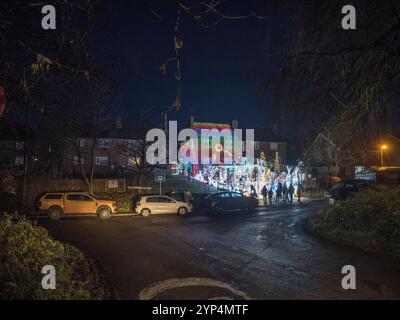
95,0,290,129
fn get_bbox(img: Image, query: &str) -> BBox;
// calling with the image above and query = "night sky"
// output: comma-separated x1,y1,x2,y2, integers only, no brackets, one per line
95,0,291,129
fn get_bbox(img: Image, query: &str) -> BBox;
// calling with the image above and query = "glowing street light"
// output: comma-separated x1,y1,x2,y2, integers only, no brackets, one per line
380,145,388,166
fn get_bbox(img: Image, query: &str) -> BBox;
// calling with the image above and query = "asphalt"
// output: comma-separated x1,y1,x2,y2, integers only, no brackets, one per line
38,200,400,300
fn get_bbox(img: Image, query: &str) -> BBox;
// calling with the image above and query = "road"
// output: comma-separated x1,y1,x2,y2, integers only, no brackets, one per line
38,201,400,300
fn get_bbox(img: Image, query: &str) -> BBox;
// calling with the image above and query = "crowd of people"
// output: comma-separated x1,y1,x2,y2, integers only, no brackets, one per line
259,182,303,206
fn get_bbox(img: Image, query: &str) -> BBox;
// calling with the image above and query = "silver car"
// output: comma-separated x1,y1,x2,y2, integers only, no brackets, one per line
134,195,193,217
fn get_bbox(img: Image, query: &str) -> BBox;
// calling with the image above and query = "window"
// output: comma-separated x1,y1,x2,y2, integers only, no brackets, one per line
146,197,159,203
95,156,108,165
159,197,175,203
79,138,85,148
15,156,24,166
231,192,242,198
128,157,140,166
219,193,231,198
44,194,63,200
98,139,109,148
67,194,93,201
16,141,24,150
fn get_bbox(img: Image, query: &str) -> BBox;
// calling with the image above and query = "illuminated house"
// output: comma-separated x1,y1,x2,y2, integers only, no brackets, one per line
179,119,287,176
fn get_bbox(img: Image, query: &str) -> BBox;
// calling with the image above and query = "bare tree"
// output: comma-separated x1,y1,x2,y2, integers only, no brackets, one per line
263,0,400,162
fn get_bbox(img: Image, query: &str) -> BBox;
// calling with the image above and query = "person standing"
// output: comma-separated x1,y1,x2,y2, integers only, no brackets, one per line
184,189,192,204
282,183,288,202
276,182,282,202
297,183,303,203
261,185,268,206
250,185,258,198
288,183,295,204
268,188,274,205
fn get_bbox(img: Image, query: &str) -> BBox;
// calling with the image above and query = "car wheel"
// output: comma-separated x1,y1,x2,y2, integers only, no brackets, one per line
247,205,256,213
48,206,63,220
141,208,151,217
178,206,188,216
98,206,112,219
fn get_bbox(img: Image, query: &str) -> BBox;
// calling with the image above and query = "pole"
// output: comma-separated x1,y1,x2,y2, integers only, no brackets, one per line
159,180,162,195
380,148,384,167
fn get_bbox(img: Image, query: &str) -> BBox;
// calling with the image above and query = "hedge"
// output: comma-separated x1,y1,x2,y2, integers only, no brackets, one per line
0,215,110,299
309,186,400,257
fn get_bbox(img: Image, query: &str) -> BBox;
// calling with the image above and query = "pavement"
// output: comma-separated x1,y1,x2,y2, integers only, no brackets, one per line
37,200,400,300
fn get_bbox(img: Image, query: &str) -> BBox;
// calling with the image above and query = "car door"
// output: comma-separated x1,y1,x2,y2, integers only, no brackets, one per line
145,196,161,214
230,192,246,210
79,194,97,213
64,194,82,213
158,196,178,213
65,194,96,214
219,192,232,210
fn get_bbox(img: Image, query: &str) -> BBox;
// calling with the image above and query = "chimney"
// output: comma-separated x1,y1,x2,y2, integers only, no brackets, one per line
232,119,238,129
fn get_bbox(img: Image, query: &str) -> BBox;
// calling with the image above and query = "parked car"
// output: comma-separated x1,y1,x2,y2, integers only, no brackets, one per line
204,191,259,213
325,180,370,201
38,192,118,220
134,195,193,217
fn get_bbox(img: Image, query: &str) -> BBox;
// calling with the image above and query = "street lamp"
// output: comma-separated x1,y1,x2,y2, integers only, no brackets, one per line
380,145,388,167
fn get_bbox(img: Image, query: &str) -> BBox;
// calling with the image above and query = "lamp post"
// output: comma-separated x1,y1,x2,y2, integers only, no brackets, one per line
380,145,388,167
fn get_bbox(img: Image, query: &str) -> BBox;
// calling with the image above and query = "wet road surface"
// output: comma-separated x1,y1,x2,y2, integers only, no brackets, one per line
38,201,400,299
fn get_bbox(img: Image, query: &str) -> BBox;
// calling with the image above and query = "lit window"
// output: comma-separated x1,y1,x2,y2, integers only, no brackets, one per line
98,139,109,148
128,157,140,166
95,156,108,165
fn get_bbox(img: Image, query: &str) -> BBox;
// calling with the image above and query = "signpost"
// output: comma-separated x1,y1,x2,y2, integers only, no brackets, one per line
155,169,166,195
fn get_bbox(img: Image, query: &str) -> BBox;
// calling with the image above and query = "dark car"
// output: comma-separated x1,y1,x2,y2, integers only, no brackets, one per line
205,191,259,213
325,179,370,200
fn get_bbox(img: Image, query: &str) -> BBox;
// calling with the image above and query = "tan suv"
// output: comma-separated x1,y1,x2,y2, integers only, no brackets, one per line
38,192,117,220
134,195,193,217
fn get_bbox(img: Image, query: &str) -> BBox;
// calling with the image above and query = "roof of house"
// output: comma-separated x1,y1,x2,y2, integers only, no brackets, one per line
192,122,232,131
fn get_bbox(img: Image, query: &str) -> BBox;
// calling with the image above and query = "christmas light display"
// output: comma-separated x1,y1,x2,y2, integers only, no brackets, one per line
179,157,301,198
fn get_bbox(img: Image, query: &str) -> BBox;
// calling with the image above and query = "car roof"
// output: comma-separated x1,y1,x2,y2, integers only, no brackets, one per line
44,191,87,194
142,195,173,198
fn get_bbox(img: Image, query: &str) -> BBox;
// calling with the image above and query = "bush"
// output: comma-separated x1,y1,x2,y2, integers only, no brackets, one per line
0,215,109,299
310,186,400,257
97,192,137,213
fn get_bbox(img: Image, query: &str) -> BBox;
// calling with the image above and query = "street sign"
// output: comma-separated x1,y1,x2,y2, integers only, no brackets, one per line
155,169,166,183
0,86,5,116
155,169,166,195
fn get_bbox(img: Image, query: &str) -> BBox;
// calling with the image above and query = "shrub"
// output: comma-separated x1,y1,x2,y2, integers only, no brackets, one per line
0,215,108,299
310,186,400,257
97,192,137,213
